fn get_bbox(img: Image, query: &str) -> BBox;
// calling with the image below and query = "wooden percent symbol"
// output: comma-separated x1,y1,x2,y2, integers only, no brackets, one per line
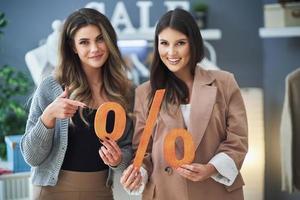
94,89,195,169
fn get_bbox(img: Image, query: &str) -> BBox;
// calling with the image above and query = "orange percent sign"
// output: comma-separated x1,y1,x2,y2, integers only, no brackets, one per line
94,89,196,169
94,102,126,141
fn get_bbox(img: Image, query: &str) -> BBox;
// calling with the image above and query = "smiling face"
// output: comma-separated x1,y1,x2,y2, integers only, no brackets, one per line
73,24,109,72
158,27,191,77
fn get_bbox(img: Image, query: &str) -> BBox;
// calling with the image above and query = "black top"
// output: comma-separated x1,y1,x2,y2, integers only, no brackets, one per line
61,108,114,172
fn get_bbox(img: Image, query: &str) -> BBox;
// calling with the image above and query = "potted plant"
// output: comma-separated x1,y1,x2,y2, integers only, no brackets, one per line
278,0,300,4
0,12,8,36
0,12,33,160
192,1,208,29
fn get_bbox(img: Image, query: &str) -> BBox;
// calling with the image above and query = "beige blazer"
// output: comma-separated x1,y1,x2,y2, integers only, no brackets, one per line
133,67,248,200
280,67,300,192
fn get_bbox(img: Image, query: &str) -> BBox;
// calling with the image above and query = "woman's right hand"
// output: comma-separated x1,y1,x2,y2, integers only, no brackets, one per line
120,164,143,191
41,88,86,128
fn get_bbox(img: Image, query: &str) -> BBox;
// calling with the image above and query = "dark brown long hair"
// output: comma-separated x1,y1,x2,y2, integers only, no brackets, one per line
150,8,204,109
55,8,132,114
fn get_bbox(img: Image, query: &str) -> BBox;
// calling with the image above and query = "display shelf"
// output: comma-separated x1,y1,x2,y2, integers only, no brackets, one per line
259,27,300,38
118,29,222,41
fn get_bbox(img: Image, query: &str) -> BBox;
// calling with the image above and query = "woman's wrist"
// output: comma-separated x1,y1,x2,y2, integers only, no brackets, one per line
41,108,56,129
109,158,122,167
206,163,217,177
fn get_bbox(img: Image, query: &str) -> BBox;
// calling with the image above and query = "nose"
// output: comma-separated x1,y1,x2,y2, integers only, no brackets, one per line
90,42,99,52
167,46,177,56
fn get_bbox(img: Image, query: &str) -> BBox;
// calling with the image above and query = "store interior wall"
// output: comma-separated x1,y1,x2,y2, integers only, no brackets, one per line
0,0,300,199
0,0,263,88
200,0,263,88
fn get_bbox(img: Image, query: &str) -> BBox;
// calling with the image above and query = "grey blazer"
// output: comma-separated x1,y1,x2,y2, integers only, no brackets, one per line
20,76,133,187
280,67,300,192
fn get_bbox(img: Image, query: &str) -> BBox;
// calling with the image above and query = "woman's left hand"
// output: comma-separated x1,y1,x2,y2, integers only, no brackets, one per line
99,138,122,167
175,163,217,182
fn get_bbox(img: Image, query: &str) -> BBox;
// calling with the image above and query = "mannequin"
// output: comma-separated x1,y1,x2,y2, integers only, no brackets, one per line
199,57,220,70
25,20,62,85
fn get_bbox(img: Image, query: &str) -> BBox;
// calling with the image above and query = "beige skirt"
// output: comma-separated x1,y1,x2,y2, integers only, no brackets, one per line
32,170,113,200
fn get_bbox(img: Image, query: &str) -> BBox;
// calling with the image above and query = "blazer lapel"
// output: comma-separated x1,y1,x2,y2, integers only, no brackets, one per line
188,67,217,149
159,67,217,156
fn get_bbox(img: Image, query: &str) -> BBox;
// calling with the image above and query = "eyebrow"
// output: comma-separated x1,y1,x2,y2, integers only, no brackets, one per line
78,34,103,41
96,34,103,38
159,38,188,42
79,38,89,41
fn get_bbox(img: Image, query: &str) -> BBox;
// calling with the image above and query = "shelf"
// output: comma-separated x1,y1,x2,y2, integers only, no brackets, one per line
118,29,222,41
201,29,222,40
259,27,300,38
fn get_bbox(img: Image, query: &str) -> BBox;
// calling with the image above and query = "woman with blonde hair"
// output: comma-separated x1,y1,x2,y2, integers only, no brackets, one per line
21,8,133,200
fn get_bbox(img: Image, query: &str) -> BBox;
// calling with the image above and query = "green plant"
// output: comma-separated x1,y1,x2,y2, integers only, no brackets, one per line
192,1,208,13
0,65,32,159
0,12,33,159
278,0,300,4
192,1,209,29
0,12,8,37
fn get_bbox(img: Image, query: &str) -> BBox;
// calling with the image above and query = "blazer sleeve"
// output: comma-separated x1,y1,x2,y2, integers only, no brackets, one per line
132,86,153,175
20,79,55,167
215,74,248,170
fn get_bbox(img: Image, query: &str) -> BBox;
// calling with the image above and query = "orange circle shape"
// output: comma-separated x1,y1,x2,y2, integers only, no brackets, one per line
163,128,195,168
94,102,126,141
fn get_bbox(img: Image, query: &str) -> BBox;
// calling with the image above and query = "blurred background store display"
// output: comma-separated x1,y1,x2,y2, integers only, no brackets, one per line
0,0,300,200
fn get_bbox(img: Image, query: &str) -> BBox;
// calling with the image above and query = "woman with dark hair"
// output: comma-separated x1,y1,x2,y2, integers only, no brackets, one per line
121,8,248,200
21,8,133,200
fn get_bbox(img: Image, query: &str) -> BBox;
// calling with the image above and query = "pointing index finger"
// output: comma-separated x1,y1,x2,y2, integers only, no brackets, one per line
64,99,87,108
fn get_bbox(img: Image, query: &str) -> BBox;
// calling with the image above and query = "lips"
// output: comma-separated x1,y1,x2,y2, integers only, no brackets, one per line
89,54,102,59
167,58,181,65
